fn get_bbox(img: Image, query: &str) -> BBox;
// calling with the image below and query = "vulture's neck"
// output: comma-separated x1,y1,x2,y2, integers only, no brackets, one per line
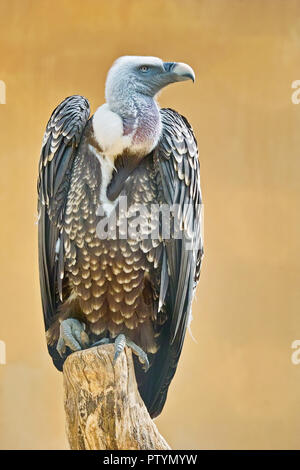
92,94,162,161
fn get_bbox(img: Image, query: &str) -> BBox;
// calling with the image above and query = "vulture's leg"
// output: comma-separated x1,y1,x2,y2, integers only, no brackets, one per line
56,318,89,357
114,334,149,372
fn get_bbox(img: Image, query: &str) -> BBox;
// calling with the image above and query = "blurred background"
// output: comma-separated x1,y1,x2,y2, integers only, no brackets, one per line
0,0,300,450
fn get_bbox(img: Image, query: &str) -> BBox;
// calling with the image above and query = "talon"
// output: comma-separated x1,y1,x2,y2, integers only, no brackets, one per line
126,338,150,372
56,318,89,357
113,334,126,363
112,334,149,372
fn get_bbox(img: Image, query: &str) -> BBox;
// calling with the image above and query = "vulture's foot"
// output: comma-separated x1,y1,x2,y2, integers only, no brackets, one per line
57,318,89,357
113,333,149,372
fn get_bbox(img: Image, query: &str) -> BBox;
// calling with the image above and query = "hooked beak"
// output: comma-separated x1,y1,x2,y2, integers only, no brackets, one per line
163,61,195,83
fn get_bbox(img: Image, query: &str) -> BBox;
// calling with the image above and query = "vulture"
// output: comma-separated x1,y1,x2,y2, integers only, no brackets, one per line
38,56,203,418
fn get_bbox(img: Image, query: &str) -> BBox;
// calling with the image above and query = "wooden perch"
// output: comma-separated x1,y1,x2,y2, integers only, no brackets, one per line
63,344,171,450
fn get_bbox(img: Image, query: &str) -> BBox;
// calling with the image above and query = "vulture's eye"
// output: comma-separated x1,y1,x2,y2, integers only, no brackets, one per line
139,65,149,73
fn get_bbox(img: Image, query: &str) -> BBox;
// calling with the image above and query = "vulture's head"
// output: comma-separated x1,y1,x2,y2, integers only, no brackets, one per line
105,56,195,106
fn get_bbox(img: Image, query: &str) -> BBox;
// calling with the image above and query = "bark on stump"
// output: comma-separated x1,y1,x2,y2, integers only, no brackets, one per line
63,344,170,450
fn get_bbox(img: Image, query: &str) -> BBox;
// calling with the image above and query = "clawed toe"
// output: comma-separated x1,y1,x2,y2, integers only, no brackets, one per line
126,339,150,372
113,334,126,363
56,318,89,357
113,334,149,372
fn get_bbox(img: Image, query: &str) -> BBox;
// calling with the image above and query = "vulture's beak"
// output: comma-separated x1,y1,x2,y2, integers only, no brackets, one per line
163,62,195,83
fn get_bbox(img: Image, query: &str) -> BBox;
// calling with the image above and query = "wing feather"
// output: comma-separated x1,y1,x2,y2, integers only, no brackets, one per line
37,95,90,338
139,108,203,417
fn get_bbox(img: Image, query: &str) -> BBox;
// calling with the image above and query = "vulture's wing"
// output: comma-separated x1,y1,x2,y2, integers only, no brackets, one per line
140,108,203,417
37,95,90,367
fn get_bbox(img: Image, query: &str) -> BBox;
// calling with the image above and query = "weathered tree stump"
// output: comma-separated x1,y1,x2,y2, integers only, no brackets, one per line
63,344,171,450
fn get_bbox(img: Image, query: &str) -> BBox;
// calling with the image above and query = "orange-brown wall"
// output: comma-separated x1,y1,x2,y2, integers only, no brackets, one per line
0,0,300,449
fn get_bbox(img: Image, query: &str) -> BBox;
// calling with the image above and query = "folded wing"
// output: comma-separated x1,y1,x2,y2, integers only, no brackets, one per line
37,95,90,368
138,108,203,417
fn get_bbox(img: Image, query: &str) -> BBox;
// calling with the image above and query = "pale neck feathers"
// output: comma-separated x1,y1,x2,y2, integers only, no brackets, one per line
92,97,162,161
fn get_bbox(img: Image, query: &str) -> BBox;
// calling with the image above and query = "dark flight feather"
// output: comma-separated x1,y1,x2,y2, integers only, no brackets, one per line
38,96,90,367
137,108,203,417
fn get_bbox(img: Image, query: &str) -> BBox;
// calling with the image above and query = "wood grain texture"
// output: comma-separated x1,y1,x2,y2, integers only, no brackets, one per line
63,344,171,450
